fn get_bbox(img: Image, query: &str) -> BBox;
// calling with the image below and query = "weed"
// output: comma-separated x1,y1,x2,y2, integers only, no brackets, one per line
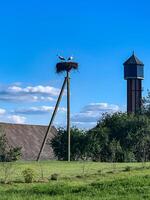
50,173,59,181
22,168,35,183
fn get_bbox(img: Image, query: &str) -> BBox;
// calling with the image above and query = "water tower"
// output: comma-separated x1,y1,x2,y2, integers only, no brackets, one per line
123,53,144,113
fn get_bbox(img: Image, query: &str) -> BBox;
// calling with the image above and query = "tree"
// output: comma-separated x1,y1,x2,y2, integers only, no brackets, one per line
50,108,150,162
109,139,124,162
87,112,150,162
142,90,150,117
50,127,87,161
87,127,110,161
0,128,22,162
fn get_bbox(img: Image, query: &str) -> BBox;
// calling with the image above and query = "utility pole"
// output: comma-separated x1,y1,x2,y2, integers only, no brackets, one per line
67,71,71,162
36,56,78,162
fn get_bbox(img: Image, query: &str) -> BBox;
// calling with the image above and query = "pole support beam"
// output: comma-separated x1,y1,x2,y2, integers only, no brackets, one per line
36,77,67,161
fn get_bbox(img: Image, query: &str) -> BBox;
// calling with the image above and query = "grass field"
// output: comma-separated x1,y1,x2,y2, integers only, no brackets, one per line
0,161,150,200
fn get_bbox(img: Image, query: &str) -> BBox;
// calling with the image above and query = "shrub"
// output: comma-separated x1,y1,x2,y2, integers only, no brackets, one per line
124,166,131,172
0,129,22,162
50,173,59,181
50,127,87,161
22,168,35,183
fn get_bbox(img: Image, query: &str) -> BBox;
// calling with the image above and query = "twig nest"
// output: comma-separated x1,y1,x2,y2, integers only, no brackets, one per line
56,62,78,73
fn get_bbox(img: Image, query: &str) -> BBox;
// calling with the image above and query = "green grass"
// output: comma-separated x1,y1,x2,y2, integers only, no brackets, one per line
0,161,150,200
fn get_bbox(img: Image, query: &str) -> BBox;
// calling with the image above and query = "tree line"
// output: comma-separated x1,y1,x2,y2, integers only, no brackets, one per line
0,91,150,162
50,91,150,162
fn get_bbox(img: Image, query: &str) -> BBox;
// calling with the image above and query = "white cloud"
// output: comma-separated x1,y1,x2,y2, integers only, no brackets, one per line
13,106,67,115
8,85,60,96
7,115,26,124
0,84,61,102
82,103,119,113
8,86,23,92
71,102,120,128
0,95,55,102
0,108,6,115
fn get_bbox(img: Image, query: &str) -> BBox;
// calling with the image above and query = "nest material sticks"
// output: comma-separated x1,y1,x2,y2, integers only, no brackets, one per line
56,62,78,73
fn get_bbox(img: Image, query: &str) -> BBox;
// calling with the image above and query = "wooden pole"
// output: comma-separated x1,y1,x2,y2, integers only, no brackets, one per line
67,71,71,162
36,77,67,161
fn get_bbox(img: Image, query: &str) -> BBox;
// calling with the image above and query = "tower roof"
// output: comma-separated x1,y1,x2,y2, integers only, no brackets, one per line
123,53,144,66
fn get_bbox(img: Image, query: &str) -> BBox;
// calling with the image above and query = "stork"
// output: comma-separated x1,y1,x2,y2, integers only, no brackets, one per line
68,56,74,61
57,55,66,61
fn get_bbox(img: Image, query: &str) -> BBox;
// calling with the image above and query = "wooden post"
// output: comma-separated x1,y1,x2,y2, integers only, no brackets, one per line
67,71,71,162
36,77,67,161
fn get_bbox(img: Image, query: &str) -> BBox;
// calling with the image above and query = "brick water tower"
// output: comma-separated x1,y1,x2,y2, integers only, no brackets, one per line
123,53,144,114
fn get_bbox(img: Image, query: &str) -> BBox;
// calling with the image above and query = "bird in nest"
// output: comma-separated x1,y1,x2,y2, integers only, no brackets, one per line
57,55,74,62
56,55,78,73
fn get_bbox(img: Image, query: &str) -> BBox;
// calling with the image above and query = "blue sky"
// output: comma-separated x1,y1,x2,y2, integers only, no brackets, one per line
0,0,150,128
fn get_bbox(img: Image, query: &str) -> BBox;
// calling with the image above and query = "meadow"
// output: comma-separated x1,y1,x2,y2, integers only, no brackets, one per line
0,161,150,200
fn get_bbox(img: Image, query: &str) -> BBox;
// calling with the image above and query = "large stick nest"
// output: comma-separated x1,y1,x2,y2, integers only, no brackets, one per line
56,62,78,73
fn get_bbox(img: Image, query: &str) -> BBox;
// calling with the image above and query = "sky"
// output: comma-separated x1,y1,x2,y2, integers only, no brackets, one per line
0,0,150,129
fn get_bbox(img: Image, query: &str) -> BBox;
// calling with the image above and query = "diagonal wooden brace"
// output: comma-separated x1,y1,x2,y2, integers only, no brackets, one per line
36,77,67,161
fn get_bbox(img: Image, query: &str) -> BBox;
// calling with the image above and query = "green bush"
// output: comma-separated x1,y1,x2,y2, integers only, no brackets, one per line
50,127,87,161
50,173,59,181
124,166,131,172
22,168,35,183
0,129,22,162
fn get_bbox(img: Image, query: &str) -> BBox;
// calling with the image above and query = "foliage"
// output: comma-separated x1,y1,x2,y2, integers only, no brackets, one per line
87,126,110,161
22,168,35,183
88,112,150,162
51,90,150,162
0,129,22,162
142,90,150,117
124,166,131,171
50,173,59,181
50,127,87,161
51,113,150,162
